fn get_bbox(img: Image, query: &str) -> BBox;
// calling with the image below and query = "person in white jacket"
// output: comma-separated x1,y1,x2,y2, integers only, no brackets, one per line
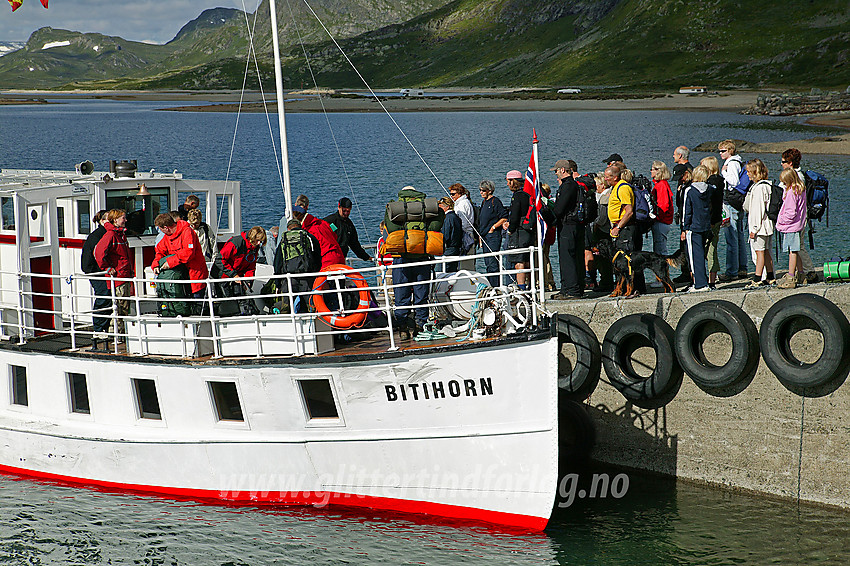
744,158,775,288
719,139,750,282
448,183,476,270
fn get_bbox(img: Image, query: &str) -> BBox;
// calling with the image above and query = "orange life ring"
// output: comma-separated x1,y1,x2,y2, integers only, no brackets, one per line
311,264,370,329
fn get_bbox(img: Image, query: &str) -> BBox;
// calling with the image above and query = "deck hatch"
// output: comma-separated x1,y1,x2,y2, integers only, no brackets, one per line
67,372,90,414
10,365,27,406
132,378,161,420
209,381,244,422
298,379,339,419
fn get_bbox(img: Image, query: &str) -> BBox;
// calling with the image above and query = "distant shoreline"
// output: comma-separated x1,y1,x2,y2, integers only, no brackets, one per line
3,89,849,155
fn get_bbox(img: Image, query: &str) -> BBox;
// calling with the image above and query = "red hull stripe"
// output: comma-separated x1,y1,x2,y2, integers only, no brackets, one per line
0,463,548,531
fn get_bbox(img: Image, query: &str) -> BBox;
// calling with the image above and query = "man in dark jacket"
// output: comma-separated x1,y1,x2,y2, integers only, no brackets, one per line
551,159,584,300
324,197,372,262
81,210,109,339
439,197,463,271
672,146,694,284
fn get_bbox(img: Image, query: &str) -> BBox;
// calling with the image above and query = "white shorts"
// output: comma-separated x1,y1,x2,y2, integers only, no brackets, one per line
750,234,771,252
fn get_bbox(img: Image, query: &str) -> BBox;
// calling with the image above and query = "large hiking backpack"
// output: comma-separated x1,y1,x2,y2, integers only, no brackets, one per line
277,229,313,275
630,174,656,232
766,181,784,223
155,256,192,317
383,187,444,256
804,170,829,224
573,174,598,225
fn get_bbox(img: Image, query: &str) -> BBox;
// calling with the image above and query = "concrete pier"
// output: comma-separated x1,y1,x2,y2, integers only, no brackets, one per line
549,280,850,509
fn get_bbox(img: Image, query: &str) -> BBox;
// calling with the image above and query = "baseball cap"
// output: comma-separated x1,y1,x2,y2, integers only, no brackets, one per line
550,159,570,171
338,197,352,208
604,153,623,164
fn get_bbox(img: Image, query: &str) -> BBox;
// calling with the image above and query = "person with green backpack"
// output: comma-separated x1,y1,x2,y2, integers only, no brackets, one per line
273,220,321,314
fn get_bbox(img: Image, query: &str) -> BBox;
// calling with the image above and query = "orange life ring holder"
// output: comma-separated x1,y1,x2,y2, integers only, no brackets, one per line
311,264,370,329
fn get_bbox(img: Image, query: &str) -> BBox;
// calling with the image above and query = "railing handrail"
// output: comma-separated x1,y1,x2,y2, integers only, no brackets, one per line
1,245,545,357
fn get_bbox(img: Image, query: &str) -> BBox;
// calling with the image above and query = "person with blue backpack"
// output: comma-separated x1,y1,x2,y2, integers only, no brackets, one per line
718,140,750,282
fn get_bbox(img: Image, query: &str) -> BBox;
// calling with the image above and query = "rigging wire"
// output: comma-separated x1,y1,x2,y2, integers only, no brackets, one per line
284,0,370,240
299,0,489,247
299,0,448,197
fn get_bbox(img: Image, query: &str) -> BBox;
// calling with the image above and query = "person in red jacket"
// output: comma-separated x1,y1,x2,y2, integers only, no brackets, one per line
211,226,267,315
293,206,345,268
152,213,209,301
650,161,675,255
94,208,133,338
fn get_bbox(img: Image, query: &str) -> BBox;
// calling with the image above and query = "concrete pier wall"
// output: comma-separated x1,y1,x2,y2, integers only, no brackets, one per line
550,282,850,509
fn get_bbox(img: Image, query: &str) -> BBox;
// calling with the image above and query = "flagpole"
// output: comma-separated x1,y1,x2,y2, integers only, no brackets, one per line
532,131,545,305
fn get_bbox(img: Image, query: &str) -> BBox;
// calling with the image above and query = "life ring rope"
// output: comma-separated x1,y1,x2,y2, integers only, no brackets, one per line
311,264,370,329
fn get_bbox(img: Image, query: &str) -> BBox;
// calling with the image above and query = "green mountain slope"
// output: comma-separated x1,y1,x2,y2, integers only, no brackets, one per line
1,0,847,90
0,0,452,89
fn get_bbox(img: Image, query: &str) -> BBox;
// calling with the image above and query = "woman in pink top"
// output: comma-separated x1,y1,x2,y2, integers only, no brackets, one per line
650,161,675,255
775,168,807,289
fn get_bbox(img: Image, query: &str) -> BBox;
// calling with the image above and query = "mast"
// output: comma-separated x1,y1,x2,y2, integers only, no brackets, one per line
269,0,293,219
532,130,545,306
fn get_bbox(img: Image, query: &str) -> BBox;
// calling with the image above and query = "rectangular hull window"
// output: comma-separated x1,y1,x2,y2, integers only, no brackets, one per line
68,372,90,414
299,379,338,419
10,365,27,406
209,382,243,421
133,378,161,420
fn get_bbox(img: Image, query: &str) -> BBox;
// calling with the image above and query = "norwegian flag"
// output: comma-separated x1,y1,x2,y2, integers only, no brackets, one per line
522,130,550,241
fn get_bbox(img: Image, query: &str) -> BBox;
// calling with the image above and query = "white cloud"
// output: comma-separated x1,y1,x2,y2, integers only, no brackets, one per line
0,0,252,43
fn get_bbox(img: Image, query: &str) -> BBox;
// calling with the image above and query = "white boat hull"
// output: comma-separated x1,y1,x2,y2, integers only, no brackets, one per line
0,334,558,529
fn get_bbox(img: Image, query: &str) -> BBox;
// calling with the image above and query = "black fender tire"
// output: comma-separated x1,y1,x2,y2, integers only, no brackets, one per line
558,394,596,465
602,313,683,409
760,294,850,397
556,314,601,401
674,300,759,397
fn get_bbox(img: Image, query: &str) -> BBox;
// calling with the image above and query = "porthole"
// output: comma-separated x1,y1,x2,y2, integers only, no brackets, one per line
209,381,244,422
68,372,90,414
132,378,161,420
298,379,339,419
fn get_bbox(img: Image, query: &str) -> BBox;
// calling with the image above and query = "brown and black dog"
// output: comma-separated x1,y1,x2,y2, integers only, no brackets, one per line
594,238,686,297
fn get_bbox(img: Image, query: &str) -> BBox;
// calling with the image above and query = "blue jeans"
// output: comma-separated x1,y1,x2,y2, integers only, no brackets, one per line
651,222,671,255
91,278,111,333
722,204,749,276
392,259,431,327
480,231,503,287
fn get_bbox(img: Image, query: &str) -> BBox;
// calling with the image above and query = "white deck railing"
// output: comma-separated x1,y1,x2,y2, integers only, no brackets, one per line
0,247,545,358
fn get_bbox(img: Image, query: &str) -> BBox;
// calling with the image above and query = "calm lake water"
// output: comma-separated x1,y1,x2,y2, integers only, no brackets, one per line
2,98,849,276
1,99,850,564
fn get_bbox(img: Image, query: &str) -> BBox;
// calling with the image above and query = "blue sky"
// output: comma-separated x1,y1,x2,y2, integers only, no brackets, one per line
0,1,252,43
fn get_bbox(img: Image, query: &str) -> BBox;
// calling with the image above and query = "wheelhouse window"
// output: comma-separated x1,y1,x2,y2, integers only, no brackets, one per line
215,195,230,231
209,381,243,422
299,379,339,419
57,206,66,238
68,372,90,414
1,197,15,230
10,365,27,406
132,378,161,420
77,199,91,235
105,186,169,236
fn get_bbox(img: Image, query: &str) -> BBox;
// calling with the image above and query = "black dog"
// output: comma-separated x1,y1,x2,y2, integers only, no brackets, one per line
594,238,686,297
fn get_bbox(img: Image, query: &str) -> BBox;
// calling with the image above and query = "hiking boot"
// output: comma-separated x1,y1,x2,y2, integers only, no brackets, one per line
745,279,768,289
718,273,735,283
738,270,749,279
806,271,819,284
776,274,796,289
